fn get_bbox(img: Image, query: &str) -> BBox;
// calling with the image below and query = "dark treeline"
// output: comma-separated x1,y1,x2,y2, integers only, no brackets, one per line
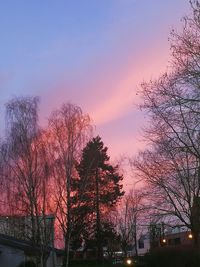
0,98,124,267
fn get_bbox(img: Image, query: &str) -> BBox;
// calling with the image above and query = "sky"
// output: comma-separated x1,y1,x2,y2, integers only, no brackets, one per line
0,0,190,175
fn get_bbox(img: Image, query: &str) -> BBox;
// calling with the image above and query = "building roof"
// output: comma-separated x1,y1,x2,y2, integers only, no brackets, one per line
0,233,44,255
0,233,63,256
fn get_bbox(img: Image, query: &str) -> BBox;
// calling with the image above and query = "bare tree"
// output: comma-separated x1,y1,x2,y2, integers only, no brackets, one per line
47,103,92,267
3,97,53,267
116,190,143,257
134,143,200,244
135,1,200,247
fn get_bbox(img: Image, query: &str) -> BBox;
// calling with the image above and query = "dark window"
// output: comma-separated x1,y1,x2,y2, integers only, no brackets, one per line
138,239,144,249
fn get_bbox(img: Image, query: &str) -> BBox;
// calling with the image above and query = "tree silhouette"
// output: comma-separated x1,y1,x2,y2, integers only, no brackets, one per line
135,0,200,247
74,136,124,261
47,103,92,267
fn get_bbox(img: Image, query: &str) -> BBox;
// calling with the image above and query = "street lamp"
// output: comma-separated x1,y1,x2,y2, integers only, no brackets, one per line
188,233,193,239
160,238,167,246
126,258,132,265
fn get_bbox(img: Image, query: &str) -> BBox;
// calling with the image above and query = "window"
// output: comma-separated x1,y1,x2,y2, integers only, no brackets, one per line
138,239,144,249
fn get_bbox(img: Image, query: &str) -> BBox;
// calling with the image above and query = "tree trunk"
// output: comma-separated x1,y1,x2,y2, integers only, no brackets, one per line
62,237,68,267
95,168,102,263
63,167,72,267
62,233,71,267
134,216,138,257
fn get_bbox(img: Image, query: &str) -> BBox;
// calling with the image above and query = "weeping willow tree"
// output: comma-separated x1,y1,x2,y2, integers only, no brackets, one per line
3,97,52,267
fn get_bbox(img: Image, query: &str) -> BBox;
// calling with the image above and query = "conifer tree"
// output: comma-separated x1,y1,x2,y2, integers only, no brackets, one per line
74,136,124,261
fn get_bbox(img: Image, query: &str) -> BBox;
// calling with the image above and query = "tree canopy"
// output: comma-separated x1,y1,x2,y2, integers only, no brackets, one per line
74,136,124,260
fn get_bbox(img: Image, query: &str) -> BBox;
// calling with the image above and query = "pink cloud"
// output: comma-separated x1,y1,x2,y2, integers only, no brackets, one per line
89,40,170,127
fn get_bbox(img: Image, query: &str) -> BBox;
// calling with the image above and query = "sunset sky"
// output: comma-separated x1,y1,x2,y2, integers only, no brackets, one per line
0,0,190,166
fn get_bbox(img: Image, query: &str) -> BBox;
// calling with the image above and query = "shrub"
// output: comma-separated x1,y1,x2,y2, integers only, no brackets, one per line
69,259,113,267
144,246,200,267
18,261,36,267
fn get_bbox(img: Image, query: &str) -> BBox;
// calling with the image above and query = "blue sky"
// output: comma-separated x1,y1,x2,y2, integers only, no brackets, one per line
0,0,190,162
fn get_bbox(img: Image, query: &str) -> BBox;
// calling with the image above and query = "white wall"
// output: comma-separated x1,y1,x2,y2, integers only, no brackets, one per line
137,238,150,256
0,242,60,267
0,244,24,267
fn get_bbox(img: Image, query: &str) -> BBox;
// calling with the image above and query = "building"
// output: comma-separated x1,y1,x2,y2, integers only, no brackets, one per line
0,214,55,246
160,230,193,247
0,233,63,267
0,215,64,267
137,234,150,256
135,227,194,256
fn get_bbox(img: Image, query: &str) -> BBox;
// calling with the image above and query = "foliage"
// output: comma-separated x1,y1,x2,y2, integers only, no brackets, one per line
18,261,36,267
73,136,124,260
144,247,200,267
68,259,113,267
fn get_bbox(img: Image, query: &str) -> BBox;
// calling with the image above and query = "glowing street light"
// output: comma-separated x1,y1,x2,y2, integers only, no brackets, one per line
126,259,132,265
162,238,167,243
188,233,193,239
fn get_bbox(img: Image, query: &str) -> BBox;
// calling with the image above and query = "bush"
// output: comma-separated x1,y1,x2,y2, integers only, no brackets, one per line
144,246,200,267
134,256,147,267
18,261,36,267
69,259,113,267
